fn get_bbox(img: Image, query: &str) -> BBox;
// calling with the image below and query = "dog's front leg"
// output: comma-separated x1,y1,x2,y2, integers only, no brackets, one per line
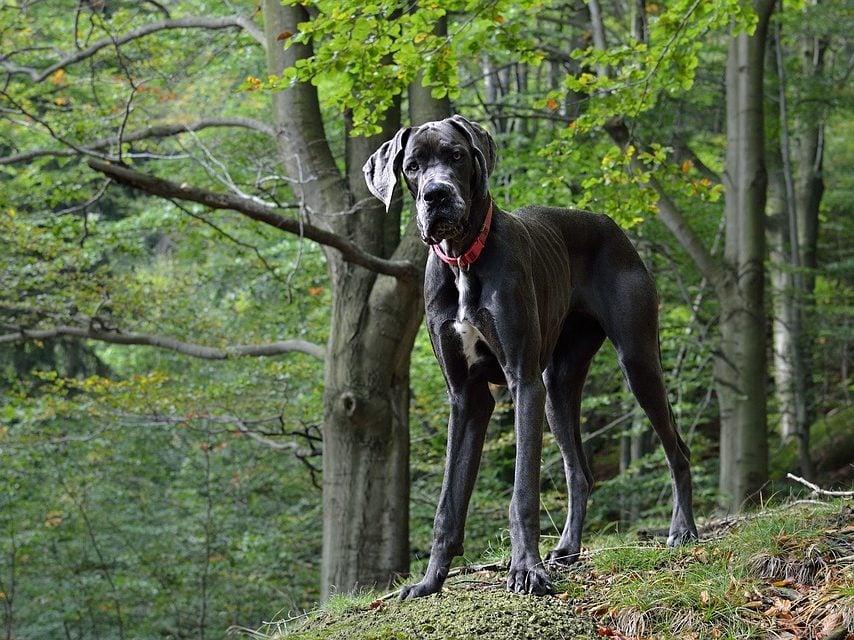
506,374,553,595
399,379,494,600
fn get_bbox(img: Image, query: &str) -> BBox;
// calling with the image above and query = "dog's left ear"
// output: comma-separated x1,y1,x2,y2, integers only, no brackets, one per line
363,127,412,212
449,115,496,199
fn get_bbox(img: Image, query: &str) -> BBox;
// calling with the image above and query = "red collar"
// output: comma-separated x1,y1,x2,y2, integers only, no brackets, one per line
431,202,493,268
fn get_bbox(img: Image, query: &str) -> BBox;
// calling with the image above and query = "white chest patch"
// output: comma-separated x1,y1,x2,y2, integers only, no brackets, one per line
454,270,488,367
454,318,486,366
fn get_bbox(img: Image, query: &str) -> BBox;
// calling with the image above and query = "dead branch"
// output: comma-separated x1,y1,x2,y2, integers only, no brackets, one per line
787,473,854,497
0,325,325,361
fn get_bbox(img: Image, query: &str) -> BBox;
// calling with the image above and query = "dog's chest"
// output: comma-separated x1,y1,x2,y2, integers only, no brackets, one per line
453,270,490,367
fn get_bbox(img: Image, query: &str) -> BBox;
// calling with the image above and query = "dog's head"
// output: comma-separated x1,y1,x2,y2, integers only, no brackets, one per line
363,115,496,245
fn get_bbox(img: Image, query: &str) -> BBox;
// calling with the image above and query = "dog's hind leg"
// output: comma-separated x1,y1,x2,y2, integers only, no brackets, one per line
604,278,699,546
543,313,606,567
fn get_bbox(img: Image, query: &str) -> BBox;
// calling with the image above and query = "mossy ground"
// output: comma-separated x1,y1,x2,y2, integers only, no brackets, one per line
264,585,595,640
258,500,853,640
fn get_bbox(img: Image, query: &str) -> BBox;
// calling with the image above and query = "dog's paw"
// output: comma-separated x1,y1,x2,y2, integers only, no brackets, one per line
544,547,581,568
506,562,554,595
398,579,442,600
666,525,699,547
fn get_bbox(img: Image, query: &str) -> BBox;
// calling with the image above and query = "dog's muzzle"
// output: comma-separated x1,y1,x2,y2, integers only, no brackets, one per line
418,181,466,244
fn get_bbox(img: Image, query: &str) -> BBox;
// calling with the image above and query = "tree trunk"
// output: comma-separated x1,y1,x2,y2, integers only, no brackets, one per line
767,152,803,442
263,1,426,598
321,268,422,596
791,15,827,440
767,25,815,479
715,0,775,510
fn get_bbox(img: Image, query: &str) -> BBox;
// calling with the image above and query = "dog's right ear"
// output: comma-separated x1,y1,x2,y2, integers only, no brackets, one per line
363,127,412,212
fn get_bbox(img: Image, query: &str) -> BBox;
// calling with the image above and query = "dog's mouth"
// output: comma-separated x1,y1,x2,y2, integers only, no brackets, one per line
422,219,464,245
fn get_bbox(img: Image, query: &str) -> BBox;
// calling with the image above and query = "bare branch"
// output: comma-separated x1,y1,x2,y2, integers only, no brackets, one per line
0,118,275,166
88,159,419,281
1,15,265,82
787,473,854,498
0,325,325,361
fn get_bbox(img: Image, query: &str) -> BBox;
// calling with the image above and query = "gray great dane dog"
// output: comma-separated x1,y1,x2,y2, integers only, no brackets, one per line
363,115,698,599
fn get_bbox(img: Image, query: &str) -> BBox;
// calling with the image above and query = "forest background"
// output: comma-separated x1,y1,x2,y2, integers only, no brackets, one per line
0,0,851,638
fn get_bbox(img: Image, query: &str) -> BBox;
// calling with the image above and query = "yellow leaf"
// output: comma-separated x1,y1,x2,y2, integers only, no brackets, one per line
49,69,66,85
692,547,710,563
681,159,694,173
44,511,63,528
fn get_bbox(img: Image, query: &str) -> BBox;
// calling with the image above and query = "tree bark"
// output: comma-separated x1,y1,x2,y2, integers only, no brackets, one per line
262,1,428,598
715,0,776,510
767,25,816,479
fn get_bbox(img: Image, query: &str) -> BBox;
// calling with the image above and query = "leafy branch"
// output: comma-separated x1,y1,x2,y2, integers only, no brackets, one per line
0,15,265,83
87,159,420,281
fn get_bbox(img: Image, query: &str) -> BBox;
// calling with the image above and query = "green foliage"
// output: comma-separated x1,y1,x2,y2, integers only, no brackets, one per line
1,3,329,636
260,0,545,135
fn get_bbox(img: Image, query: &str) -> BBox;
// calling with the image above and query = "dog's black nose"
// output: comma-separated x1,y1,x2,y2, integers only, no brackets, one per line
422,182,452,206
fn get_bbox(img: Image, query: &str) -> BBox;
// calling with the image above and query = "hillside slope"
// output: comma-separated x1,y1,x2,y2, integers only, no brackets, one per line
256,500,853,640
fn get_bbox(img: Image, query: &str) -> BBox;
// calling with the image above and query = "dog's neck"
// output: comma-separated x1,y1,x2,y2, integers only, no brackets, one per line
434,197,493,269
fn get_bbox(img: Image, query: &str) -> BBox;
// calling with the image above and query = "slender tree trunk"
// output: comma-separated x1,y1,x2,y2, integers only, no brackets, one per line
791,14,827,437
715,0,775,510
767,152,801,440
767,25,816,479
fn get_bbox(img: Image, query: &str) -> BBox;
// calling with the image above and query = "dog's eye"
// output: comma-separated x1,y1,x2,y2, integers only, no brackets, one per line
451,151,463,162
405,161,419,173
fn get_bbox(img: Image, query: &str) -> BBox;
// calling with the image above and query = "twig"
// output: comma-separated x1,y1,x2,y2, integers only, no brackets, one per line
786,473,854,497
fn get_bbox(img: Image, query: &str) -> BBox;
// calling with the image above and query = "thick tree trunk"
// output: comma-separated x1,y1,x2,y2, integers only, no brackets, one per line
715,0,776,510
321,271,422,596
262,1,426,598
320,105,426,597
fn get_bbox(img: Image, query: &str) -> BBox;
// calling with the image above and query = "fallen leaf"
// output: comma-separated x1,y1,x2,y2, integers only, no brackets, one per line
692,547,711,563
820,612,843,638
